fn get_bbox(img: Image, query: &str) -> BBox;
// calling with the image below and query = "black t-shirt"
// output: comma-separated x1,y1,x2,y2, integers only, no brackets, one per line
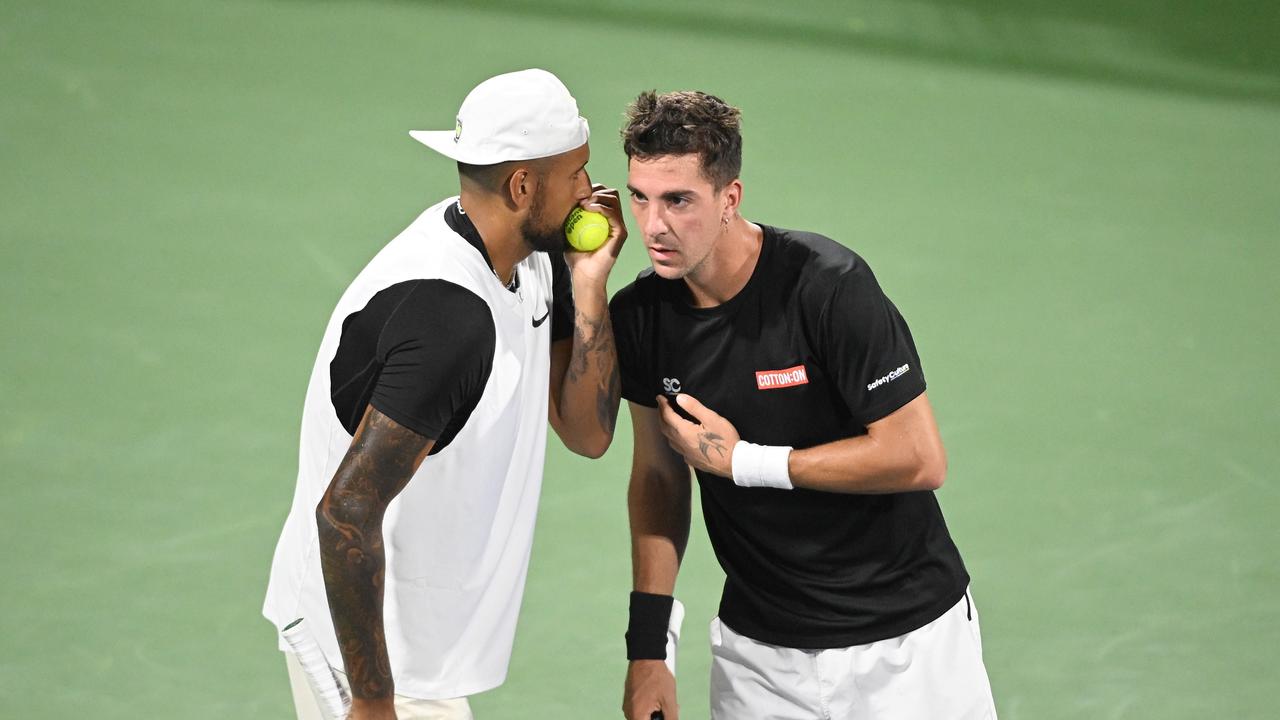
328,203,574,452
610,224,969,648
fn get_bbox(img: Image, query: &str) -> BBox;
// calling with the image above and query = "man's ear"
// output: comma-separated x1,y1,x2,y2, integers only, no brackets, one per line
504,165,537,212
721,178,743,218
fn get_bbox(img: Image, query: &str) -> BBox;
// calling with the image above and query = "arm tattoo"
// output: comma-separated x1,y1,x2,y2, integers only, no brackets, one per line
316,408,431,701
567,308,620,434
599,353,621,434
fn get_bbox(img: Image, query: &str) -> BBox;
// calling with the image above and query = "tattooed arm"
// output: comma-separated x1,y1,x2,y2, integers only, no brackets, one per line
548,300,619,459
657,392,946,494
316,405,434,720
549,185,626,458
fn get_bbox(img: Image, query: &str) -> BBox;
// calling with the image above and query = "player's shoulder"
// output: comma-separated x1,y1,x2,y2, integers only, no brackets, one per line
359,198,492,288
395,197,476,261
767,225,866,274
609,265,663,313
388,277,492,315
348,278,494,342
765,224,877,295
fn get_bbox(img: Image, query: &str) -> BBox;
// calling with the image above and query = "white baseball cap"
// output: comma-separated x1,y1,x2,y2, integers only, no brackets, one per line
410,68,590,165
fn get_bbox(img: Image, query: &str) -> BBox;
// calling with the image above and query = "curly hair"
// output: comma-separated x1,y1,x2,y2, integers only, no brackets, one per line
621,90,742,190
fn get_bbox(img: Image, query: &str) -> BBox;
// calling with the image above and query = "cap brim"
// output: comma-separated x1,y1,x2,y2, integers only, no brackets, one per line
409,130,473,162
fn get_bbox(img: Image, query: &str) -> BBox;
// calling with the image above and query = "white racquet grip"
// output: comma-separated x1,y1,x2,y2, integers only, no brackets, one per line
665,598,685,676
281,618,351,720
731,441,794,489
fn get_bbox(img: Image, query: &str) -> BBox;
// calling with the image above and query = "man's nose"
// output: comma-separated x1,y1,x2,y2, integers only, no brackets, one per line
643,208,668,240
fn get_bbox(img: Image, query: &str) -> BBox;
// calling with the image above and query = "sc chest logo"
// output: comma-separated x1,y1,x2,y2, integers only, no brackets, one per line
662,377,682,394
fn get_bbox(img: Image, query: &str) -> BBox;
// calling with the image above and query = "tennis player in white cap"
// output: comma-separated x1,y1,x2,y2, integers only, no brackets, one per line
264,68,627,720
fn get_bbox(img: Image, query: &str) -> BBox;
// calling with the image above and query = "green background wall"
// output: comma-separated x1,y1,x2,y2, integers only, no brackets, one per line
2,1,1277,717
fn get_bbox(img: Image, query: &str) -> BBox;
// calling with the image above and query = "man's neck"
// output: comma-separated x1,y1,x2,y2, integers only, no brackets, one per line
459,191,531,286
685,219,763,308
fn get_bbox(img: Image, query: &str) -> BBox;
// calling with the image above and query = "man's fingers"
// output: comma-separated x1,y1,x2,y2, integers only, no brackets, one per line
585,185,621,211
673,393,705,417
625,697,673,720
591,183,619,200
659,393,702,425
656,395,676,424
575,186,627,256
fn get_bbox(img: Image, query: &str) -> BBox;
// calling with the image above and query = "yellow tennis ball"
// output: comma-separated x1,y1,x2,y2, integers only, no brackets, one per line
564,207,610,252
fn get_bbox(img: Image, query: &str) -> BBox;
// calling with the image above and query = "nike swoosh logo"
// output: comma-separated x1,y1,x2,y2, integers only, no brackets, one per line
532,309,550,328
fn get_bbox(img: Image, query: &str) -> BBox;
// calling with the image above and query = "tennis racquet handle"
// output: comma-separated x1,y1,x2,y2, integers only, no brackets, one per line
281,618,351,720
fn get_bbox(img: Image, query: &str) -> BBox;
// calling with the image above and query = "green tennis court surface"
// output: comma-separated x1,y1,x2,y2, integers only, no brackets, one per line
2,1,1276,717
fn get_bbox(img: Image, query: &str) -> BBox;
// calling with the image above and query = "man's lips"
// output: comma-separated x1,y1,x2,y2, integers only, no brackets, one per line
647,245,676,260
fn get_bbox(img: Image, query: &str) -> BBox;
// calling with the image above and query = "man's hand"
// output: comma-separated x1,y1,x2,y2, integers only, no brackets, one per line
549,183,626,458
347,697,397,720
656,394,739,478
623,659,677,720
564,184,627,285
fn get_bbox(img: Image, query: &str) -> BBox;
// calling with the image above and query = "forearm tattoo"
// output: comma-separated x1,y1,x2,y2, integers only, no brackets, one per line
316,409,430,701
567,308,621,434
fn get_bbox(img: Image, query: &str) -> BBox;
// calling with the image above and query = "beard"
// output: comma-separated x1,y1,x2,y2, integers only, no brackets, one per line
520,190,569,253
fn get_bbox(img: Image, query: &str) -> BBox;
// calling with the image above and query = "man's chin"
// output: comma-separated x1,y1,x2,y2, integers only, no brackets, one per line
523,232,567,254
518,218,565,252
651,262,687,280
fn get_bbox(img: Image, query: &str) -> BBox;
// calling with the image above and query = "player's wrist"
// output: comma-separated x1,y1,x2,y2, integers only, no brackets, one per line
349,696,397,720
731,441,794,489
625,592,673,660
569,272,610,302
625,591,684,669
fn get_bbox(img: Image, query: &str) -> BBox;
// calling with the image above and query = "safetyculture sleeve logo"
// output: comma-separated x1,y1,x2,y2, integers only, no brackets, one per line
755,365,809,390
867,363,910,391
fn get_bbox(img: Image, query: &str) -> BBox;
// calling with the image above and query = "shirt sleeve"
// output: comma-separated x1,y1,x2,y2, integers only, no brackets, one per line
549,251,575,343
609,282,657,408
330,279,495,439
816,264,926,426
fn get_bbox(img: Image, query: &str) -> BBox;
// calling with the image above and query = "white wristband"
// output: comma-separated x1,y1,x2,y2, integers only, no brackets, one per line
731,441,794,489
665,598,685,676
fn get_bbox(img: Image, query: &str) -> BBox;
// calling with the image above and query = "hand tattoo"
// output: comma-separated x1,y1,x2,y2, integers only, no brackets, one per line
697,430,728,466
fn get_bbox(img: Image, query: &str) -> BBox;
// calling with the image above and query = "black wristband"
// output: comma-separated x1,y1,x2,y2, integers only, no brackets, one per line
625,591,674,660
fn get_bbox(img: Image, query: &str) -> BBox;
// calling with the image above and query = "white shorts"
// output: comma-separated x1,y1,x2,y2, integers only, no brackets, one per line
709,589,996,720
284,651,474,720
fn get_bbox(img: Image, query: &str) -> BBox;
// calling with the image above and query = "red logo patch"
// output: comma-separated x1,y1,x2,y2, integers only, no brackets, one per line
755,365,809,390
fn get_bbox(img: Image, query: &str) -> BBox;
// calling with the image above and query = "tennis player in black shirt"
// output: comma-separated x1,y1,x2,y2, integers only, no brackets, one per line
611,90,997,720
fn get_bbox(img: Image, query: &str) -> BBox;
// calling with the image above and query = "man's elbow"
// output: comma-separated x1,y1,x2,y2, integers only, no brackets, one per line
568,429,613,459
911,451,947,491
315,493,346,534
315,481,377,533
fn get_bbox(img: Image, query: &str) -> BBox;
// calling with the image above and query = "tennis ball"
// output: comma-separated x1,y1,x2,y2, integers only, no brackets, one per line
564,207,610,252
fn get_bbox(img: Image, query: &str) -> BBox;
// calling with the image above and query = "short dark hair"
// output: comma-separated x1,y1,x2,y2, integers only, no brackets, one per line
457,161,516,193
457,157,558,194
621,90,742,190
